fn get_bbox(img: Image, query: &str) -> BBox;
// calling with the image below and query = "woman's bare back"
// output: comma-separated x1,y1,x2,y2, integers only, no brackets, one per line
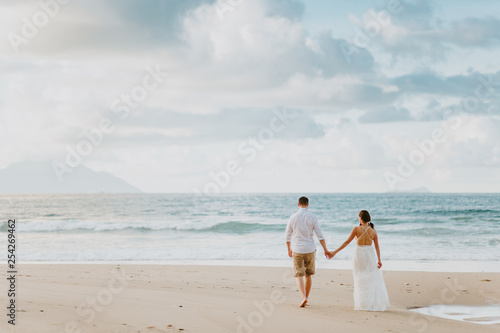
355,225,376,246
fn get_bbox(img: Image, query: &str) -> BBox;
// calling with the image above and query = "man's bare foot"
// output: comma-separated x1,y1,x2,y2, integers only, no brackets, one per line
299,299,308,307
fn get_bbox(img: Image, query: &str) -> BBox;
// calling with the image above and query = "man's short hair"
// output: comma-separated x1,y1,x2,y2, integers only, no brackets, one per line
298,196,309,206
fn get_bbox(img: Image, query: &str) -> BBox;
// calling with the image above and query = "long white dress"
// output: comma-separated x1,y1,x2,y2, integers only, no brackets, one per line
352,227,391,311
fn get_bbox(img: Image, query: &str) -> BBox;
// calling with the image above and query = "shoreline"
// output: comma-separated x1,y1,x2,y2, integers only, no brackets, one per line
17,259,500,272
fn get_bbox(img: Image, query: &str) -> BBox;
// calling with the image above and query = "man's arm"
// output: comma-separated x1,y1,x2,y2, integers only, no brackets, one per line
286,241,292,257
312,217,329,258
319,239,329,258
285,218,293,257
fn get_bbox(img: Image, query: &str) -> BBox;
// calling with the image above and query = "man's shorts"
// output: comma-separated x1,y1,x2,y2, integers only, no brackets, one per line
292,251,316,277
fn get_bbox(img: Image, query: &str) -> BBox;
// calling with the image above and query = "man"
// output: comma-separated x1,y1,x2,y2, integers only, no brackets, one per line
285,196,330,307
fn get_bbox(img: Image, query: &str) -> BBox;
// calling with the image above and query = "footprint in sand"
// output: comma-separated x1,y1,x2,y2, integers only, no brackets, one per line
166,324,186,332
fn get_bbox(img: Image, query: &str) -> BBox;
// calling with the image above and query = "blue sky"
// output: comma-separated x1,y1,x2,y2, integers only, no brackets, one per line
0,0,499,193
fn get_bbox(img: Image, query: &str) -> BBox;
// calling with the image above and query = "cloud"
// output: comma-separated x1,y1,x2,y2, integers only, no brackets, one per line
350,0,500,61
180,0,375,82
358,106,413,123
444,17,500,48
441,116,500,168
1,0,214,54
103,107,326,145
389,70,500,122
381,114,500,190
391,70,476,96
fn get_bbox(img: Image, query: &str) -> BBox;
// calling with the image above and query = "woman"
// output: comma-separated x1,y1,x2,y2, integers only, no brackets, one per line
330,210,390,311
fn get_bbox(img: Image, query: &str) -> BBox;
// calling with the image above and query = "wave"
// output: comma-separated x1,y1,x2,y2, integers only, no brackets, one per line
414,209,499,216
1,219,492,235
205,221,284,233
0,220,287,234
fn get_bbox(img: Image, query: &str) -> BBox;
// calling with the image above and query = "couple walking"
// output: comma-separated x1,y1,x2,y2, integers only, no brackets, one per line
285,196,390,311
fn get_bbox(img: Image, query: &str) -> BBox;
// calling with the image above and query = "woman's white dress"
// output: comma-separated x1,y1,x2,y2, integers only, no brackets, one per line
352,228,391,311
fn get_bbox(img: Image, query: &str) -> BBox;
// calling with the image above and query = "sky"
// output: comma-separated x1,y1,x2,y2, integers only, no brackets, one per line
1,0,499,193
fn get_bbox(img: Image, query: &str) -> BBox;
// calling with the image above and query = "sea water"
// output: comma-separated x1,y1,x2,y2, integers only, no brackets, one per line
1,193,499,262
411,305,500,325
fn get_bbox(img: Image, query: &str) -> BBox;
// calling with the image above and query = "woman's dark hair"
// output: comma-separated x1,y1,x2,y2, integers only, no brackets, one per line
359,210,374,229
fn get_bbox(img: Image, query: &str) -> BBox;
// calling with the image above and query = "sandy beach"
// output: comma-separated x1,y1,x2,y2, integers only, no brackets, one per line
0,264,499,333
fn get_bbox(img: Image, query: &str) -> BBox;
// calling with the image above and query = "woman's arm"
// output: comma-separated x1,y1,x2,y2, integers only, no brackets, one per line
373,231,382,268
330,227,357,257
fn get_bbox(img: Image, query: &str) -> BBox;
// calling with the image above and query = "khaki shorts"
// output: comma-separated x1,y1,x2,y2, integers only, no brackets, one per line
292,251,316,277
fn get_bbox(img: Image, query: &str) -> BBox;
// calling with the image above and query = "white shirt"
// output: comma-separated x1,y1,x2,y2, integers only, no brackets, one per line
285,207,325,254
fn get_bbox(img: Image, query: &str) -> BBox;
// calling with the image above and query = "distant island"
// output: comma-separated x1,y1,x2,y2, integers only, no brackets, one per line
387,187,432,193
0,161,141,194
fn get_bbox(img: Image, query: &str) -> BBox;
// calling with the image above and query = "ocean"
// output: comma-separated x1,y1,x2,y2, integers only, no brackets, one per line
1,193,499,262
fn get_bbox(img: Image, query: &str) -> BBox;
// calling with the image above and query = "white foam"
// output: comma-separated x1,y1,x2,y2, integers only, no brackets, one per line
17,260,500,272
411,305,500,325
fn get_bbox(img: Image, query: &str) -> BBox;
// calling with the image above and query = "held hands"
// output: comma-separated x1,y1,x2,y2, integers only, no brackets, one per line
325,250,336,259
289,248,338,259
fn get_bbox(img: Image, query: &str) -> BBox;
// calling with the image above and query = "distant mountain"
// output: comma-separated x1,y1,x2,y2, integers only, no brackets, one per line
0,161,141,193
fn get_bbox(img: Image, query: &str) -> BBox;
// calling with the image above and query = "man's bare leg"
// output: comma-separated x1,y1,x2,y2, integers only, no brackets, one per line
296,277,307,307
305,275,312,305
